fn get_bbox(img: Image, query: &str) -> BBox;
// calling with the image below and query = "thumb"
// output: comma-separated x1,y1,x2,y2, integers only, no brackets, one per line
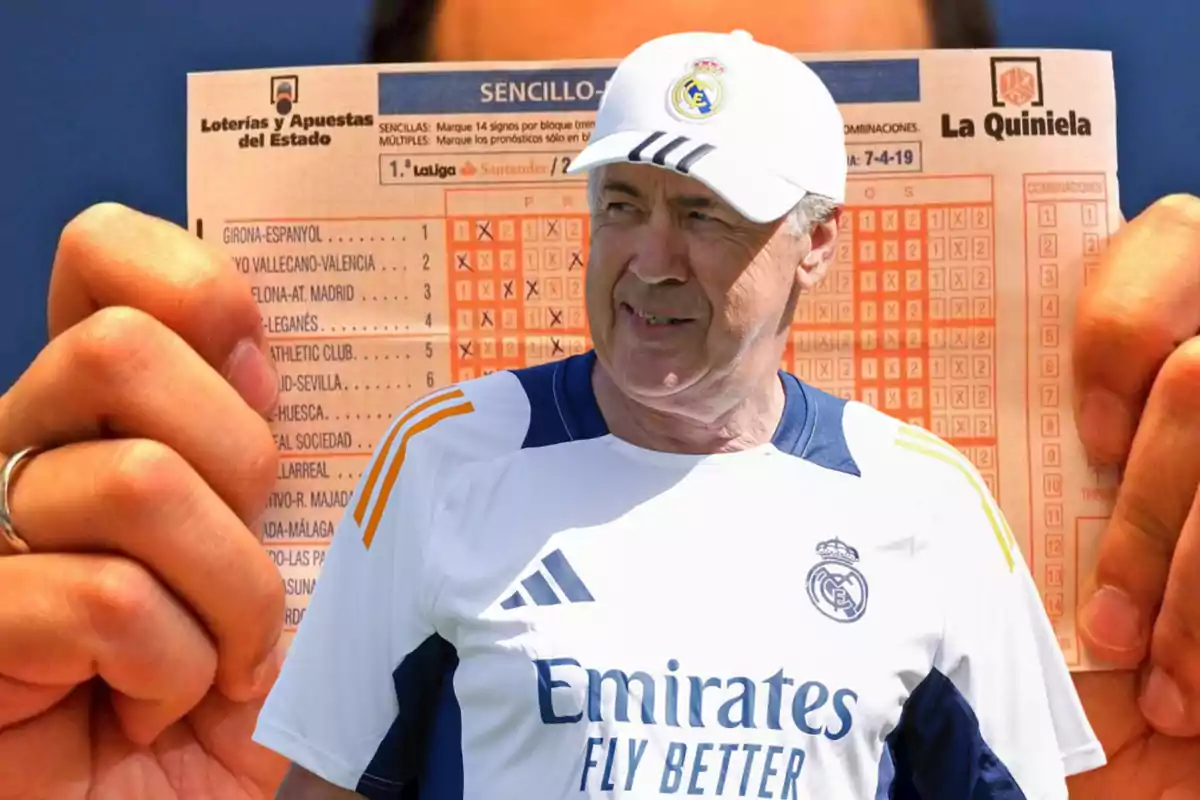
1078,340,1200,665
1072,194,1200,467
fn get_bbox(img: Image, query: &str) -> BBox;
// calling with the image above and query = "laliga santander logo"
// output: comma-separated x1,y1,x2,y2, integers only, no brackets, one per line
669,58,726,120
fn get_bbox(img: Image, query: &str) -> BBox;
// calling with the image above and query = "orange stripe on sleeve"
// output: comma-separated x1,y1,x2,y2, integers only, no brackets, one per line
361,401,476,550
353,389,465,526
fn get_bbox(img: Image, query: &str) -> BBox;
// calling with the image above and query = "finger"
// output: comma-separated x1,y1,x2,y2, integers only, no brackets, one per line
0,305,278,525
0,684,91,800
1079,337,1200,664
4,439,284,702
1073,193,1200,465
0,674,72,730
46,202,277,415
1139,477,1200,736
1068,675,1200,799
91,700,262,799
0,552,216,745
1067,672,1143,758
188,650,291,795
91,689,177,799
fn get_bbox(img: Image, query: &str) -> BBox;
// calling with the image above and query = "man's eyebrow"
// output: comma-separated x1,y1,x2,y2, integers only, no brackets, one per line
599,179,725,211
673,195,722,210
600,179,643,198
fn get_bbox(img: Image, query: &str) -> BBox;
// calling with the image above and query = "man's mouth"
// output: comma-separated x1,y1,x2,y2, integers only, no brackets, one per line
621,302,692,326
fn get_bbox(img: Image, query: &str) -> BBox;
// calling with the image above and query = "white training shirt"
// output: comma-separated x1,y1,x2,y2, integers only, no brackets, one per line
253,350,1105,799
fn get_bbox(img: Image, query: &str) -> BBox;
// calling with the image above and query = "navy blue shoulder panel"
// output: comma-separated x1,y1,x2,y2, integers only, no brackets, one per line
773,371,861,478
510,351,609,449
357,635,461,799
875,668,1026,799
356,353,610,798
510,355,858,476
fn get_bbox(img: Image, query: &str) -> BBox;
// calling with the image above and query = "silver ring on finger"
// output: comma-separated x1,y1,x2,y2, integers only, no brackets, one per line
0,445,46,555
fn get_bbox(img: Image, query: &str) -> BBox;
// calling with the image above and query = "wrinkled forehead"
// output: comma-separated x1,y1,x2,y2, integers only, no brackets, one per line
589,163,734,210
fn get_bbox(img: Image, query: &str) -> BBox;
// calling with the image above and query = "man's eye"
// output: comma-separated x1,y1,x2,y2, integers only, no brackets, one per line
607,201,634,212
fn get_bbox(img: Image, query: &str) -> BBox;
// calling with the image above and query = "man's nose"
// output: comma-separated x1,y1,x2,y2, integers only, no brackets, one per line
628,213,688,285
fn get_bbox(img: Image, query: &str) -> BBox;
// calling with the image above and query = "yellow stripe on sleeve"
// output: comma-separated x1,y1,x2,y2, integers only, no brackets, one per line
898,424,1016,547
361,401,475,550
894,426,1016,572
353,388,466,526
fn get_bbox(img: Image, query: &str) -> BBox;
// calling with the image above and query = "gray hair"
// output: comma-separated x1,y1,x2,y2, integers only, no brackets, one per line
586,170,837,236
784,193,839,236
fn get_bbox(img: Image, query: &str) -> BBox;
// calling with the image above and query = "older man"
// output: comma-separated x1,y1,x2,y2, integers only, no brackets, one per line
254,30,1103,799
3,2,1200,799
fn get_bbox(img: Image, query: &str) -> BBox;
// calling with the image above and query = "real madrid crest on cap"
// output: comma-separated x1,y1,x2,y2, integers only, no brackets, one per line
668,58,725,121
806,538,869,623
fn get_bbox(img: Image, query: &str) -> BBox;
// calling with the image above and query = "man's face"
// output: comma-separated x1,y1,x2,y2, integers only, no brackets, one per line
585,163,827,412
429,0,932,61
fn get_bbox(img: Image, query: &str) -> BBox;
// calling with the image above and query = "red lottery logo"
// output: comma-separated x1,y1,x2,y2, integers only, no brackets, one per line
998,67,1037,106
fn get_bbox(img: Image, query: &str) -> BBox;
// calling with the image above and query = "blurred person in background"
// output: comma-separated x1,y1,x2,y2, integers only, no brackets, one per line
2,0,1200,798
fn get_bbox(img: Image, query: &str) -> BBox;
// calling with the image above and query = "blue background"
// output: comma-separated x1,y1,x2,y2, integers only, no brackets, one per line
2,0,1198,388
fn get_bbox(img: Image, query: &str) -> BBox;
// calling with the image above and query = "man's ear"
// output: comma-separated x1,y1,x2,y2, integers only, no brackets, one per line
796,206,843,290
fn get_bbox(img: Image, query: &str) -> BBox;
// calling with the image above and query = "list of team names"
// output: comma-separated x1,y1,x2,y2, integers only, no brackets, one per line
220,219,455,629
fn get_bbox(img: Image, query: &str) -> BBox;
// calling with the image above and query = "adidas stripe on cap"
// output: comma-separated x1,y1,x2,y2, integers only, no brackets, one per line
566,30,847,223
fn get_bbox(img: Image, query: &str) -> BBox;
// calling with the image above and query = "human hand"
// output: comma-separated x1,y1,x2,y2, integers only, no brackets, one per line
1068,672,1200,798
0,203,289,798
1073,193,1200,737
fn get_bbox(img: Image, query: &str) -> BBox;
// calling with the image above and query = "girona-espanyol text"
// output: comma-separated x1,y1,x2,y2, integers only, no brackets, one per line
535,657,859,797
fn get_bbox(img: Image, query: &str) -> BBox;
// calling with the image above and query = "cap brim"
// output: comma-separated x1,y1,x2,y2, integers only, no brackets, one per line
566,130,806,224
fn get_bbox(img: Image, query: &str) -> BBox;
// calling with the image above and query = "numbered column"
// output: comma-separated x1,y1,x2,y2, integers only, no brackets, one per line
1023,174,1111,664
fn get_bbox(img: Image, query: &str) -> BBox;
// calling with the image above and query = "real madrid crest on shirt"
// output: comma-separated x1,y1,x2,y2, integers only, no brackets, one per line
806,538,869,623
668,58,725,120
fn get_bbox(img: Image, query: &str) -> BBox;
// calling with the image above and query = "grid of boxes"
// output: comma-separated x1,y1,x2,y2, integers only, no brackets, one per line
786,183,999,495
446,213,591,381
1026,176,1107,628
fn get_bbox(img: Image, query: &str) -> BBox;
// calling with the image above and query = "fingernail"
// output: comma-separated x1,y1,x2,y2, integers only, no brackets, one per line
1141,666,1186,731
1081,585,1143,651
1079,389,1132,463
223,338,278,415
249,647,283,697
250,659,273,694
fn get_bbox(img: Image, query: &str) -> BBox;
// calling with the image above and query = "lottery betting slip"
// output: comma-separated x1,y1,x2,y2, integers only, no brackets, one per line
187,48,1121,671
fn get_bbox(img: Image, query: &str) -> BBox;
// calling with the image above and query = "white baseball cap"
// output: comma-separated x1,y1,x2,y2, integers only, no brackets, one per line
566,30,846,223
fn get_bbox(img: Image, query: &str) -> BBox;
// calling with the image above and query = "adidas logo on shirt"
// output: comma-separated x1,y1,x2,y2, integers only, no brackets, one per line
500,549,595,609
